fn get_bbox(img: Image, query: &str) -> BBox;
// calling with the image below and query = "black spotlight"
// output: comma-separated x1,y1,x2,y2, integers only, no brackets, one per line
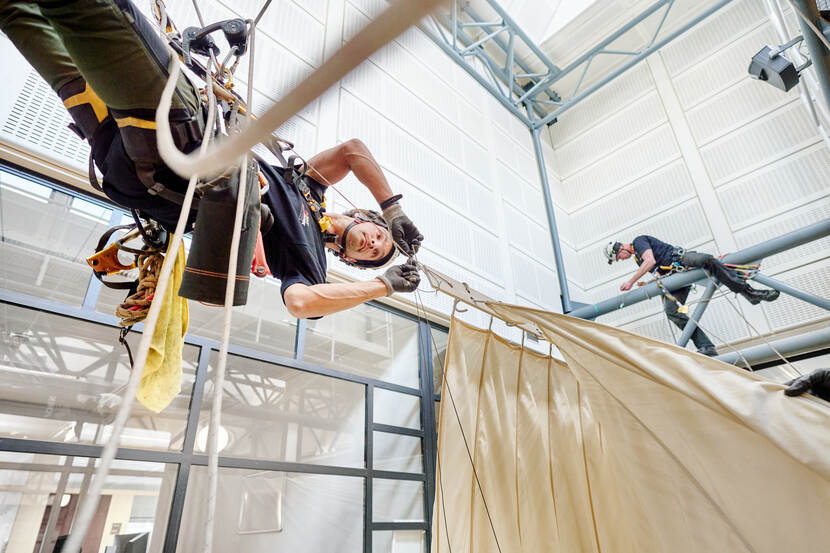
748,46,801,91
748,36,811,92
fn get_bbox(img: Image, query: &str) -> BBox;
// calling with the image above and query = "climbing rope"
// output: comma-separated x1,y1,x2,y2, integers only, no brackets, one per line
653,279,754,369
114,251,163,326
412,287,504,553
200,11,258,553
701,272,802,377
61,38,221,553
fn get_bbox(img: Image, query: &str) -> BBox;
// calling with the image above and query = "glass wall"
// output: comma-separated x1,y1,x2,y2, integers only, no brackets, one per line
0,163,446,552
0,452,171,553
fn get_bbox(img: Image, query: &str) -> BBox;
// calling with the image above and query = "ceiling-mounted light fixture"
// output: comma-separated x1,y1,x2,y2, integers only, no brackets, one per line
748,36,811,92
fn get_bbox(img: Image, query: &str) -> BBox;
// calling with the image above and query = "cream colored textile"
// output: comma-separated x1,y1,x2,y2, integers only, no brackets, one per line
433,307,830,553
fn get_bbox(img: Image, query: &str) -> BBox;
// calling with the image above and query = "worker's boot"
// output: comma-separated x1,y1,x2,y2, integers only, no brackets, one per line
740,287,780,305
699,346,718,357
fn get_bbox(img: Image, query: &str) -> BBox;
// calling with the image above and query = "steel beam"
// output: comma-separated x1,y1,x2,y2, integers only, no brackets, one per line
676,278,718,347
791,0,830,113
533,0,733,128
716,326,830,366
434,14,549,118
753,273,830,311
569,218,830,320
530,126,572,313
420,21,532,126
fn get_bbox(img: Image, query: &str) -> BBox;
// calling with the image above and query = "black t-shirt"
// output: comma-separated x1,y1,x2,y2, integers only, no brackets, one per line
632,235,676,275
258,163,328,299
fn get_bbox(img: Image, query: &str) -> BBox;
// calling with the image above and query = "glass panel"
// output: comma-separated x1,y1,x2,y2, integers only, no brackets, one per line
0,304,197,450
0,167,110,305
372,479,424,522
429,327,448,394
374,389,421,430
303,304,420,388
101,275,299,358
373,530,426,553
197,353,365,467
373,432,423,473
0,452,171,553
178,466,363,552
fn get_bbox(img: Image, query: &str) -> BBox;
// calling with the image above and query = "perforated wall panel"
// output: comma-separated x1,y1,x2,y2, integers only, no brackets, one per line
700,101,820,185
761,260,830,330
559,124,681,211
2,70,89,169
687,80,799,146
549,63,655,147
555,91,668,178
223,0,324,66
659,0,768,76
718,144,830,229
734,197,830,274
672,22,779,110
568,160,696,249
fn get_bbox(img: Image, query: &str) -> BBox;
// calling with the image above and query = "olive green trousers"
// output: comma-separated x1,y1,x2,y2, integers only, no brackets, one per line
0,0,198,112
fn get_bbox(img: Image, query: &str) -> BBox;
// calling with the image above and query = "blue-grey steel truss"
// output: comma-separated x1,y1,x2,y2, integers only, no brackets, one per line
423,0,735,130
421,0,736,313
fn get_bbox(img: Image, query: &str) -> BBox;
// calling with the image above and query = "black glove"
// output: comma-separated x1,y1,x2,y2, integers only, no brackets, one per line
377,260,421,296
382,202,423,256
785,368,830,402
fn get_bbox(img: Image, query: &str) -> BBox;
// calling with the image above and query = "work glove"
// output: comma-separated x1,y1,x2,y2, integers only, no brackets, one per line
377,260,421,296
382,202,423,256
784,368,830,402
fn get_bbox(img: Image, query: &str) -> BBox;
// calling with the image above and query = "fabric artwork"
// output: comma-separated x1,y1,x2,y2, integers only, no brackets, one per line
432,304,830,553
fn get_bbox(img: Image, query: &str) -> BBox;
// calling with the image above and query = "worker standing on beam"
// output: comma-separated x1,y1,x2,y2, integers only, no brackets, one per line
0,0,423,318
605,235,780,357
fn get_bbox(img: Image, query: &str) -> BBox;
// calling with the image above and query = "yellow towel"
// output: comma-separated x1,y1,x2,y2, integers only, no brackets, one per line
136,240,189,413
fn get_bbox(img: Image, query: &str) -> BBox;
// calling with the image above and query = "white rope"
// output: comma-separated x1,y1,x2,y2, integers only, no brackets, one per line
62,54,219,553
704,273,802,377
155,0,446,179
201,21,257,553
654,281,753,368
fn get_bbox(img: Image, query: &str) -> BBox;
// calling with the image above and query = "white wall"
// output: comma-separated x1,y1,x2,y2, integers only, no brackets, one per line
545,0,830,348
0,0,564,327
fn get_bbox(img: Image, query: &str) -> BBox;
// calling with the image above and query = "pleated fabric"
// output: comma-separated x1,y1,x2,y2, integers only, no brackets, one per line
432,308,830,553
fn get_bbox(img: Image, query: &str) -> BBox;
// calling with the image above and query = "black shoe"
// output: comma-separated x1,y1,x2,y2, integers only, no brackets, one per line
759,289,780,302
699,346,718,357
741,288,780,304
740,290,761,305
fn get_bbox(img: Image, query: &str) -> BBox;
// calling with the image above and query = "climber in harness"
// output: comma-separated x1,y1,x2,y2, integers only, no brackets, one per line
604,235,780,357
0,0,423,318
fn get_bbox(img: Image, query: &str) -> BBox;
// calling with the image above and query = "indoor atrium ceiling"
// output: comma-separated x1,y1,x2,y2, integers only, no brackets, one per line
454,0,736,121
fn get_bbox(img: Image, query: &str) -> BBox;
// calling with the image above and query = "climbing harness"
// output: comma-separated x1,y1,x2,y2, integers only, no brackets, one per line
86,213,168,295
62,7,224,551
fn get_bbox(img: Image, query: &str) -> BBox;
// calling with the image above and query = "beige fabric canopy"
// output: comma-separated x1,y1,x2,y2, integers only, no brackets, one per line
432,304,830,553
